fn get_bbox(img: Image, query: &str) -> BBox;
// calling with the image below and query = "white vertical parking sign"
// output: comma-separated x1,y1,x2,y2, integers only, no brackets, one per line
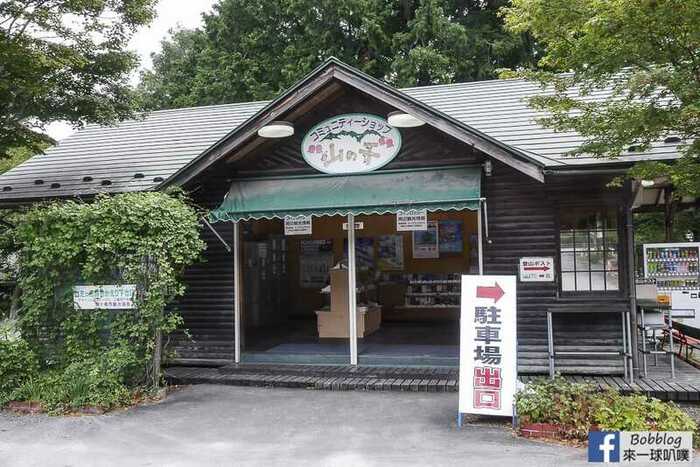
459,275,517,418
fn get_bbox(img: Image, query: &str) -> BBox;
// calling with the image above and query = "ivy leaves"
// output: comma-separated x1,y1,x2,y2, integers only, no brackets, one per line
9,191,205,384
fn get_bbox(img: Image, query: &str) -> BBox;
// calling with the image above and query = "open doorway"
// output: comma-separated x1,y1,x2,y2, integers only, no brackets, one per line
239,210,479,366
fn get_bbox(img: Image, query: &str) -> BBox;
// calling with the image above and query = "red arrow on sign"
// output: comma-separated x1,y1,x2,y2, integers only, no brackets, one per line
523,265,550,272
476,282,505,303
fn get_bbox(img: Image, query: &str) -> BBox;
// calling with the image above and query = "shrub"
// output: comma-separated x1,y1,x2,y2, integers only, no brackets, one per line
517,377,699,441
9,348,139,414
6,191,204,389
594,392,697,433
516,376,602,438
0,334,38,405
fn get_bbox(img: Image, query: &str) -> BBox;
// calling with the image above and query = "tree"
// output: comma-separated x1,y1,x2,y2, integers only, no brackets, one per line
137,0,538,109
502,0,700,198
0,147,33,175
0,0,158,157
391,0,538,87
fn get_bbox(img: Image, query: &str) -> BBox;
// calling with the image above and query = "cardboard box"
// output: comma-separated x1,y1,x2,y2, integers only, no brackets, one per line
315,305,381,338
330,269,349,315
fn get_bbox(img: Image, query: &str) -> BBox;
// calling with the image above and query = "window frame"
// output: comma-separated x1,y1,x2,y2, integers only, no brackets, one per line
556,204,626,296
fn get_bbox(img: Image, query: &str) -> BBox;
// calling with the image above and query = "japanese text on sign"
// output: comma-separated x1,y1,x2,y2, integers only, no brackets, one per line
73,285,136,310
396,209,428,231
284,215,312,235
301,113,402,174
459,276,517,417
519,257,554,282
588,431,693,463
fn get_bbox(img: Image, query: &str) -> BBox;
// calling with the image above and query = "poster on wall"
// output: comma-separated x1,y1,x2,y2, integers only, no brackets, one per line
377,235,404,270
299,240,334,288
439,220,463,253
458,275,517,418
343,237,375,271
300,239,332,255
412,221,439,259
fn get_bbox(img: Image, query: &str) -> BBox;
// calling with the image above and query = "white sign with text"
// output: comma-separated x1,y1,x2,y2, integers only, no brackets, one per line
396,209,428,231
73,285,136,310
459,275,517,417
301,113,402,174
284,215,313,235
519,257,554,282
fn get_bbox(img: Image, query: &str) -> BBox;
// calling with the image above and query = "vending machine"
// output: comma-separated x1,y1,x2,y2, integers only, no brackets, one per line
643,242,700,332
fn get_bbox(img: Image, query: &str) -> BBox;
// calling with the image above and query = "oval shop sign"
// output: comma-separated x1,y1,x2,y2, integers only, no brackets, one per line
301,113,402,174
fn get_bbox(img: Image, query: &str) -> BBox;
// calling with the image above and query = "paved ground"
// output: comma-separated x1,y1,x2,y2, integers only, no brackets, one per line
0,384,592,467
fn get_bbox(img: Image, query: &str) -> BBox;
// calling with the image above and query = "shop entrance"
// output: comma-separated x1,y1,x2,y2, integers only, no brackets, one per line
238,210,479,366
211,165,483,366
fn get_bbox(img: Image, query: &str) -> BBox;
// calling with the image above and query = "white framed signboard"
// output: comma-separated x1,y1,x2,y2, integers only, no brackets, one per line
519,257,554,282
301,113,402,174
73,285,136,310
396,209,428,231
284,215,312,235
459,275,517,418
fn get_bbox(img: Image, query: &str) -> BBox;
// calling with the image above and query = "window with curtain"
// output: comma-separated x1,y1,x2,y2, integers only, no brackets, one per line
559,208,620,292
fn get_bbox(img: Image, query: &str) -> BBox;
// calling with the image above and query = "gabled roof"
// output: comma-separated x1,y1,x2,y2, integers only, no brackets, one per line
0,58,685,203
164,57,546,187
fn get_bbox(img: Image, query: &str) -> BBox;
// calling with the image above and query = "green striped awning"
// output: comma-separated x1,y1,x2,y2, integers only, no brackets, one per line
209,166,481,222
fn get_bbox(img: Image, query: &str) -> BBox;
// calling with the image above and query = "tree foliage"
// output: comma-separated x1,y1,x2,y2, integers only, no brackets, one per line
0,147,35,175
4,191,205,387
0,0,158,157
502,0,700,198
137,0,538,109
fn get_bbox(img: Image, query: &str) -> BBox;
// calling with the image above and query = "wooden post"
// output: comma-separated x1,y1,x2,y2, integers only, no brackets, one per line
153,329,162,387
347,213,358,365
625,202,639,376
477,201,484,275
233,221,242,363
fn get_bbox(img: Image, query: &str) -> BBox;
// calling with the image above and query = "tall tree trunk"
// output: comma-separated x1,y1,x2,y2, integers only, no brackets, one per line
8,284,20,320
663,186,675,242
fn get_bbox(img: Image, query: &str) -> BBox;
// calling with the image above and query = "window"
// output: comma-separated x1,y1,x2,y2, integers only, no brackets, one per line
559,208,619,292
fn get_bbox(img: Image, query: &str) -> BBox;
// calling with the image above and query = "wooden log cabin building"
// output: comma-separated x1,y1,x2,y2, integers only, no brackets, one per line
0,58,686,376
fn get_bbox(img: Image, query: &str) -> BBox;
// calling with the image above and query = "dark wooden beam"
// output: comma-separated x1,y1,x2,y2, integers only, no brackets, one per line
169,61,545,189
170,67,338,188
331,68,545,183
222,82,346,166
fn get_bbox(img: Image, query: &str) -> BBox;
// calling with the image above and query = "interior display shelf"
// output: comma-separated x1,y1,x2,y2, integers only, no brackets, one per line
647,272,699,278
647,258,699,263
408,280,461,285
405,292,460,296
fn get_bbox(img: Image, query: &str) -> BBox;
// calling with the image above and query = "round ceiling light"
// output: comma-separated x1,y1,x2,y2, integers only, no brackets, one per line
387,111,425,128
257,121,294,138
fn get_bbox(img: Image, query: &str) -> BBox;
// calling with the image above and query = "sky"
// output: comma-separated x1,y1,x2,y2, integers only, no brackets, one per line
46,0,219,141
